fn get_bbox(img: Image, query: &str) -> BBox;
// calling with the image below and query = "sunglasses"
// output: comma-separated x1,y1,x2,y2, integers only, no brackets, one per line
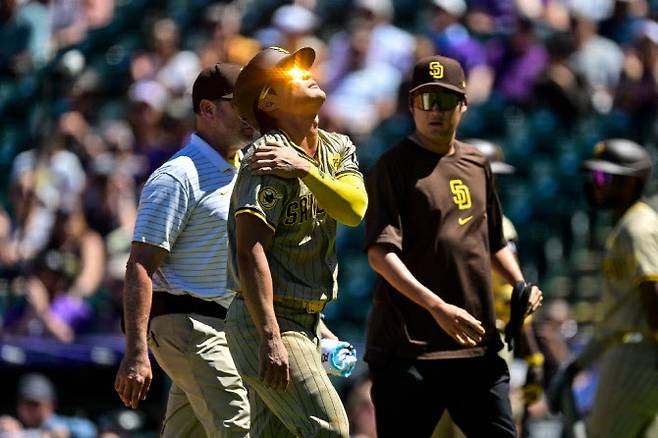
589,170,614,187
413,92,462,111
259,66,313,101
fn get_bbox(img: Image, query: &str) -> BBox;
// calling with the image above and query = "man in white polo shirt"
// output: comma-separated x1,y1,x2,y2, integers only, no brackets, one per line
114,63,254,438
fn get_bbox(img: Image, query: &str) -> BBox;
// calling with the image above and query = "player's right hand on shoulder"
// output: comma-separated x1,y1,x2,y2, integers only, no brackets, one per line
430,302,485,347
259,335,290,391
114,351,152,409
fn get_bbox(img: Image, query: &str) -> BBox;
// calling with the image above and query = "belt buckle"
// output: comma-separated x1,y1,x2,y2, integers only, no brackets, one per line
305,301,324,314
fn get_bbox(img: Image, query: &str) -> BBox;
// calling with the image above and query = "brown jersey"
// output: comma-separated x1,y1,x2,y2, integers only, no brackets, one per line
364,137,506,361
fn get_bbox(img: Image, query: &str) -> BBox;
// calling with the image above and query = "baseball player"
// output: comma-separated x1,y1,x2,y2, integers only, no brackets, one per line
364,55,542,438
549,139,658,437
224,46,367,437
114,64,252,438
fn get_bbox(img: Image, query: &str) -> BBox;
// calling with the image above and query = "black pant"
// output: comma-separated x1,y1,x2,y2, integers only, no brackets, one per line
369,353,516,438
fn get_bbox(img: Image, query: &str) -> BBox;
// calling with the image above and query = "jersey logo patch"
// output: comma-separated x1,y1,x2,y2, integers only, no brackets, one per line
450,179,472,210
429,61,444,79
258,186,282,209
331,153,341,170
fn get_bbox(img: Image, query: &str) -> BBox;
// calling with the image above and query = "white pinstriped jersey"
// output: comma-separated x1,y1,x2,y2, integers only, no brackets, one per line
598,201,658,335
133,133,239,307
227,129,362,302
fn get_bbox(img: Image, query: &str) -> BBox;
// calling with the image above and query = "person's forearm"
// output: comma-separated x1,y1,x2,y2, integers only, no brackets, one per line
368,246,444,311
123,260,153,355
301,168,367,227
237,243,280,339
491,245,525,285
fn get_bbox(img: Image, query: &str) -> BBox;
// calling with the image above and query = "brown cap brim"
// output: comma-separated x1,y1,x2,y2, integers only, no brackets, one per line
278,46,315,70
409,82,466,95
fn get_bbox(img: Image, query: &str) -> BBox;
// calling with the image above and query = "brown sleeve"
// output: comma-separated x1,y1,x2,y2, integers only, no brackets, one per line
364,155,404,252
486,162,507,253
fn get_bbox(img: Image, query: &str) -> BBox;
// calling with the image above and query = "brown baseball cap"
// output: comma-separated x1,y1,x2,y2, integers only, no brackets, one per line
192,63,242,113
232,46,316,130
410,55,467,95
582,138,652,182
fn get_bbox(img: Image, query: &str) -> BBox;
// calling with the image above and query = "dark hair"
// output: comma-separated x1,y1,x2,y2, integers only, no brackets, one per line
253,101,277,133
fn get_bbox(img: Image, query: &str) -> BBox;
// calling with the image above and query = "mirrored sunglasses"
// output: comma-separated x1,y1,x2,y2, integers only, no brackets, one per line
413,92,462,111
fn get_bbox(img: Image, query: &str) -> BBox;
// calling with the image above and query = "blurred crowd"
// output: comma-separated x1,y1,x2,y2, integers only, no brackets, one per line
0,0,657,436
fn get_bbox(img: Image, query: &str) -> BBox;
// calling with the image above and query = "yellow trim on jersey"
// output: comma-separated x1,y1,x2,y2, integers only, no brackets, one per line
336,169,363,179
637,274,658,284
235,208,276,232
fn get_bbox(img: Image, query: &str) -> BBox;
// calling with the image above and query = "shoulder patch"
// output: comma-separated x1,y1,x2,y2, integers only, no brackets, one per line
258,186,282,209
331,153,342,170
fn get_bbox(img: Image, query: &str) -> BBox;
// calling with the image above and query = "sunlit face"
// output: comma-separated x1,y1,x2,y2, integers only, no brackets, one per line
259,65,326,116
409,88,466,141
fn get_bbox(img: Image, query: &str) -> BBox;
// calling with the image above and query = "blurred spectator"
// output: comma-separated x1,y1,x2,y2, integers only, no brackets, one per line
489,17,548,106
150,18,200,95
51,0,114,50
323,24,402,138
127,80,177,177
570,12,625,113
533,32,591,129
426,0,494,103
4,205,104,342
326,0,415,88
6,373,97,438
270,4,326,62
96,409,146,438
11,126,87,212
599,0,647,45
200,3,260,67
0,173,53,269
83,120,140,238
613,19,658,142
17,0,52,70
0,0,33,78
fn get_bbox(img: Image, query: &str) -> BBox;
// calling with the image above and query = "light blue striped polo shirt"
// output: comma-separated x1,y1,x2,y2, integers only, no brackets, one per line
133,133,239,307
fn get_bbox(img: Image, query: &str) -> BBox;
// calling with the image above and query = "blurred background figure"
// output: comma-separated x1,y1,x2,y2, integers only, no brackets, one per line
0,373,97,438
548,139,658,438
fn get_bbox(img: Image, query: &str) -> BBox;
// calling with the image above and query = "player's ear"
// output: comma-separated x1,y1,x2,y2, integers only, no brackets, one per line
460,96,468,113
200,99,216,118
258,95,277,113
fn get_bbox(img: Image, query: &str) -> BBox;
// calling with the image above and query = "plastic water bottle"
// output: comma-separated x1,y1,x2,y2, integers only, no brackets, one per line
320,338,357,378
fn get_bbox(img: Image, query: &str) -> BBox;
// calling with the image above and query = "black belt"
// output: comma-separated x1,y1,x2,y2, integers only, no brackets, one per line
150,292,227,321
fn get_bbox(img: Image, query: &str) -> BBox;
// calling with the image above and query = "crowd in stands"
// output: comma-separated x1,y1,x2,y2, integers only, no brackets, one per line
0,0,656,436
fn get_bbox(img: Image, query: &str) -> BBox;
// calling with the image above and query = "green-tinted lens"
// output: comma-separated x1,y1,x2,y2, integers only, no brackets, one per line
415,92,461,111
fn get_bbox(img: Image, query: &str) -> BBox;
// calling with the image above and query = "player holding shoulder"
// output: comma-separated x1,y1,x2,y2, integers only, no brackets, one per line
364,55,542,437
225,46,367,437
114,64,252,437
549,139,658,437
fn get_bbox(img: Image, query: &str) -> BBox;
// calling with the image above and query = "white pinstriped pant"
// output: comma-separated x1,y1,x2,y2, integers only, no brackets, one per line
588,342,658,438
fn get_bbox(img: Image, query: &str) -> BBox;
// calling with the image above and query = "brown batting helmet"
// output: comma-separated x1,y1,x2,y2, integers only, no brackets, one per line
232,46,316,130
